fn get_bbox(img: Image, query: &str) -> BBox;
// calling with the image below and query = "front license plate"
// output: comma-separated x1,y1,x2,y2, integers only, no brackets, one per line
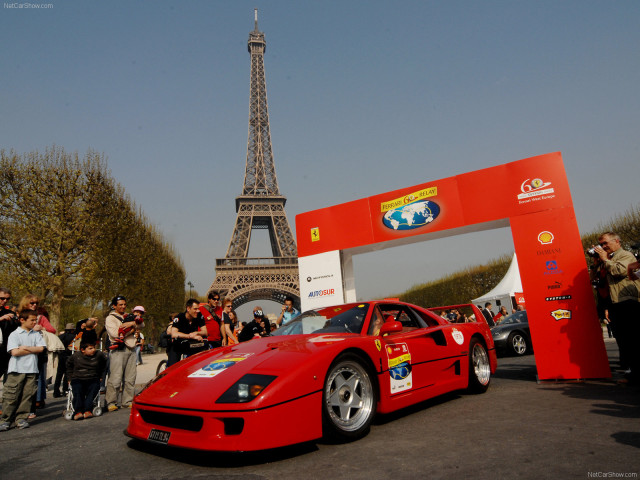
148,429,171,444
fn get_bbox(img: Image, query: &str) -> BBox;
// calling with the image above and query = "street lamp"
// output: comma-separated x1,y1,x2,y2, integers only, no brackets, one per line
187,281,194,298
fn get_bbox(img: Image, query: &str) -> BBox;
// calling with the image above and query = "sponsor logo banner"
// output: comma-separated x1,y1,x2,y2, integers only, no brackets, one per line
538,231,554,244
382,200,440,231
550,309,572,321
517,178,555,200
387,343,412,394
544,260,563,275
380,186,438,212
545,295,572,301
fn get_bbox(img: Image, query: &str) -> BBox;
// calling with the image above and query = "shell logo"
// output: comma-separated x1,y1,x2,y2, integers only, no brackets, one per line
538,231,554,244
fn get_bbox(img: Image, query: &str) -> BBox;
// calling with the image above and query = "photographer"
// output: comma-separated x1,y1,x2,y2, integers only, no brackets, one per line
276,296,299,327
589,232,640,385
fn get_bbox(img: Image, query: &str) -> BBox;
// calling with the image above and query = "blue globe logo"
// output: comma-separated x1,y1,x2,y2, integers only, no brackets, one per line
203,361,236,371
389,362,412,380
382,200,440,231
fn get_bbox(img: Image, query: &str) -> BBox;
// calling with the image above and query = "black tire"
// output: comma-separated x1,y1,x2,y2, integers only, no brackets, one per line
322,354,377,440
507,331,529,356
156,360,167,376
467,337,491,393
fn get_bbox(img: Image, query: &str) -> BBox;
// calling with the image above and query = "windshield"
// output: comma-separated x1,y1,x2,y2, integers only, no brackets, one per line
500,312,527,325
271,303,370,336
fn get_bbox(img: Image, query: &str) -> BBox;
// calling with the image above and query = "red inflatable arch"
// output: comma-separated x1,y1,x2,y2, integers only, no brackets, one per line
295,152,610,381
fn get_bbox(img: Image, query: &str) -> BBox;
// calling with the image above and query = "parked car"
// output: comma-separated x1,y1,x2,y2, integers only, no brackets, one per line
126,300,497,451
491,310,532,356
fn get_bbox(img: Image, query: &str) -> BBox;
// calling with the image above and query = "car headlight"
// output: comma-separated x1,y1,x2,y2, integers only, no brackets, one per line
216,374,277,403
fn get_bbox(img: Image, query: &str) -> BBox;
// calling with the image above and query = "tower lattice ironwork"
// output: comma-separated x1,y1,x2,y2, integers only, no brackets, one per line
209,10,299,309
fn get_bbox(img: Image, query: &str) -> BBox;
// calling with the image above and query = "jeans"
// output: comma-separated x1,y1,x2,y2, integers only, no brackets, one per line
70,378,100,413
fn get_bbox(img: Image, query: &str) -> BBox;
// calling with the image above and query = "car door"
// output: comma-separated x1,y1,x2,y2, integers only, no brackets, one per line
374,304,468,413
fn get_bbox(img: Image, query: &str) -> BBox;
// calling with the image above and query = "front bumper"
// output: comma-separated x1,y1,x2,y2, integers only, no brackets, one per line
125,390,323,452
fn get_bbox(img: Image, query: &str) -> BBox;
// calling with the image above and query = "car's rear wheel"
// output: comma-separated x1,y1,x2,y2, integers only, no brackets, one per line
322,354,376,440
467,338,491,393
508,332,528,356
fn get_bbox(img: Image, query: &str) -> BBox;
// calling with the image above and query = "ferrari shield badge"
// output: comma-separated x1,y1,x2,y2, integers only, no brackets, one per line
375,339,382,351
387,343,412,394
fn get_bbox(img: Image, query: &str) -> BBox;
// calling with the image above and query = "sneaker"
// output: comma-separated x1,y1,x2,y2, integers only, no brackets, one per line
28,413,36,419
107,404,119,413
73,412,83,421
83,411,93,419
123,403,133,409
0,422,10,432
16,419,29,429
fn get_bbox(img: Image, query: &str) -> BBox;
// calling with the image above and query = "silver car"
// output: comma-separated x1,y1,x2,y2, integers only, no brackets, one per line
491,311,532,356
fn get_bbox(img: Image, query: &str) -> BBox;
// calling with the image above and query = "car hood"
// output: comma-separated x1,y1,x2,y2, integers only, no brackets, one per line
135,334,354,410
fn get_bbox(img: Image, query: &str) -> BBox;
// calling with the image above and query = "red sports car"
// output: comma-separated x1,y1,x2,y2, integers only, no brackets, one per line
126,301,497,451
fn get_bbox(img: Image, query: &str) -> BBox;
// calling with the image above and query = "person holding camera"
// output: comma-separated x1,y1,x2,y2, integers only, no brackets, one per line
589,232,640,385
276,296,299,327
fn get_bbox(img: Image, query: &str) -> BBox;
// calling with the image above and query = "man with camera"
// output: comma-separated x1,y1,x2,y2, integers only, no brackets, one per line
589,232,640,385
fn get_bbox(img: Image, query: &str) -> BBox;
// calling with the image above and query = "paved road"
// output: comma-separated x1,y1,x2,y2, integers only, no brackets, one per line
0,340,638,480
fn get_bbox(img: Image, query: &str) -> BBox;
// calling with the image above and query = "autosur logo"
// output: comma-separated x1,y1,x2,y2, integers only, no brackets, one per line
517,177,555,204
544,260,563,275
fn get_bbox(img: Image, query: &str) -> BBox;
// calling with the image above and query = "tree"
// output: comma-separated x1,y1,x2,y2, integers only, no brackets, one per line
0,146,185,331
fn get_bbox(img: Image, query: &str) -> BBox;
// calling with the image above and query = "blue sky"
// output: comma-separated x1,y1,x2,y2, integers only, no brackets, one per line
2,1,639,318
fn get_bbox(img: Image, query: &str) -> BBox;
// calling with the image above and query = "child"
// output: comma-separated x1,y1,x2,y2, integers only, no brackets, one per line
66,340,107,420
108,308,144,351
0,309,46,431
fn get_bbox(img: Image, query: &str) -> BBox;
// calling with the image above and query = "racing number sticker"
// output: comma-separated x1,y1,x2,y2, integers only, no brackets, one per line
451,328,464,345
386,343,412,394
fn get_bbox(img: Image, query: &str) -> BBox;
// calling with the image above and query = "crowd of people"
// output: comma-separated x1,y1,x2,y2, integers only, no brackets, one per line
160,293,299,368
0,289,300,431
437,303,524,326
2,230,636,432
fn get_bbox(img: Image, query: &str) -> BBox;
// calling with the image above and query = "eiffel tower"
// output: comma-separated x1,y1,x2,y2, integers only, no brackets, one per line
209,10,300,309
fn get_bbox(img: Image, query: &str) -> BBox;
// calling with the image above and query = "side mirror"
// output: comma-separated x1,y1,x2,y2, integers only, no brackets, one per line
379,321,402,336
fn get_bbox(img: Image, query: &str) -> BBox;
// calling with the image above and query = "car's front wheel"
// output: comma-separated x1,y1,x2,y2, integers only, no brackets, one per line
467,337,491,393
508,332,529,356
322,354,376,440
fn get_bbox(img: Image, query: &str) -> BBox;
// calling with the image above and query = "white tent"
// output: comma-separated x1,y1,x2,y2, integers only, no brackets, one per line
472,253,523,311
